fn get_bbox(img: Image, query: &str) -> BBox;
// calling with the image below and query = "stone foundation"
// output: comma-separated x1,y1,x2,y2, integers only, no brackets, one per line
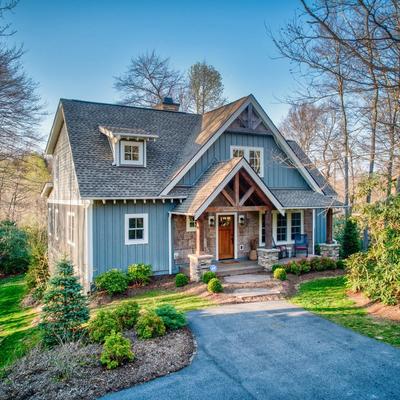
188,254,213,282
257,248,280,271
319,243,340,260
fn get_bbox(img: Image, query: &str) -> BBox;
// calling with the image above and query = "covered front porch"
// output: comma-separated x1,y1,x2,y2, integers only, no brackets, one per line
171,157,340,281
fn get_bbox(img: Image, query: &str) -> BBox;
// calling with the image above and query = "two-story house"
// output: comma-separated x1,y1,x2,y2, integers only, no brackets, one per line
42,95,342,290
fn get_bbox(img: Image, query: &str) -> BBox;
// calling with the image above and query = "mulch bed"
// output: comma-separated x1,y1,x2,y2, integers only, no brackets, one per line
347,291,400,323
0,328,194,400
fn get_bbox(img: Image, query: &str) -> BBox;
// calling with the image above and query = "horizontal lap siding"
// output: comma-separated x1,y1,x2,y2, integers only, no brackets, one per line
92,201,175,277
179,132,309,189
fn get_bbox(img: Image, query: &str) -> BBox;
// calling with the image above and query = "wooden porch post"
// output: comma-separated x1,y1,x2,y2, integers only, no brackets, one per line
264,210,272,248
195,216,204,255
326,209,333,244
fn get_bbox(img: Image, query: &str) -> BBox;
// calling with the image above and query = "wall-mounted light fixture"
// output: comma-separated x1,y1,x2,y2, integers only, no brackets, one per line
208,216,215,227
239,214,246,226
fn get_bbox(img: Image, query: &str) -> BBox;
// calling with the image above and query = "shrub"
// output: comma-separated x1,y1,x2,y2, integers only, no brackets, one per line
207,278,223,293
314,244,321,256
310,257,323,271
100,331,134,369
135,310,166,339
175,273,189,287
336,259,346,270
155,304,187,330
25,224,49,301
0,220,30,274
88,310,121,343
340,218,361,259
126,263,152,286
95,269,128,295
271,264,282,273
298,259,311,273
289,261,302,276
201,271,217,284
40,259,89,346
115,301,140,330
320,257,336,270
273,268,287,280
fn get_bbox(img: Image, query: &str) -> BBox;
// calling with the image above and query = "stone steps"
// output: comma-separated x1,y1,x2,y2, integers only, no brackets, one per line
216,266,264,277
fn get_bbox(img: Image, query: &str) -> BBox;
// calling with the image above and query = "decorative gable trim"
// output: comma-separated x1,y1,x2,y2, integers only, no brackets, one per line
160,95,323,196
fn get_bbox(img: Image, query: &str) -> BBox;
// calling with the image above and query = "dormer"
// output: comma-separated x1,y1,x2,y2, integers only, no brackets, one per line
99,125,159,167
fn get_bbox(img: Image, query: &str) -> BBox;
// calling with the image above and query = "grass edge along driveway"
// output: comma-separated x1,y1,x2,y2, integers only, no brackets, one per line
291,276,400,348
0,275,40,371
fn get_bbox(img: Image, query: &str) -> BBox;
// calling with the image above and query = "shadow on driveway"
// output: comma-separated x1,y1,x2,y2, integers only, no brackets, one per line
101,301,400,400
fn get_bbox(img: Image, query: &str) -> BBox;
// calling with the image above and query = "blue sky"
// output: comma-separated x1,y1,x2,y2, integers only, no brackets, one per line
9,0,301,140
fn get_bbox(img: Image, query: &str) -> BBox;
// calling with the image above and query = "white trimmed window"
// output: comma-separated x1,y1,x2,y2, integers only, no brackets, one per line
67,212,75,246
260,210,304,245
121,140,144,166
230,145,264,177
125,213,148,245
186,216,196,232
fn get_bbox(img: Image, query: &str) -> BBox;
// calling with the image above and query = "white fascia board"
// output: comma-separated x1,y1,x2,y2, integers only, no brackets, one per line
249,95,323,194
44,102,64,155
160,98,252,196
193,159,284,219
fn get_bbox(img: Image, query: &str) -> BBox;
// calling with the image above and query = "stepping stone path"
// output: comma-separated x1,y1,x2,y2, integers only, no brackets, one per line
224,274,272,284
231,288,282,298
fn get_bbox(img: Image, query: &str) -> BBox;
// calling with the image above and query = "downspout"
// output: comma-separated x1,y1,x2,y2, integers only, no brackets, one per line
168,211,172,274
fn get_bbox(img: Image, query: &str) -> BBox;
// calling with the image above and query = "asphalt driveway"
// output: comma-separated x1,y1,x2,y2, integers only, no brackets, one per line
102,301,400,400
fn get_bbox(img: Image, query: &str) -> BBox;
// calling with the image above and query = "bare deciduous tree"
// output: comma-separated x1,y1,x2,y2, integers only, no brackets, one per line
114,50,185,107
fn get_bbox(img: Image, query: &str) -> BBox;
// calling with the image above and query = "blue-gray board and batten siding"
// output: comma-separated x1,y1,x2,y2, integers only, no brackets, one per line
315,208,327,244
179,131,310,189
92,200,176,278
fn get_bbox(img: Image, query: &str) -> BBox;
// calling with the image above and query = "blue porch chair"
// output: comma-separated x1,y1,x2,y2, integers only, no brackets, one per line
294,234,308,257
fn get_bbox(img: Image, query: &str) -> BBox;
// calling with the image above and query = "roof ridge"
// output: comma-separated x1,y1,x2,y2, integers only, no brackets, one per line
203,95,250,115
60,98,200,116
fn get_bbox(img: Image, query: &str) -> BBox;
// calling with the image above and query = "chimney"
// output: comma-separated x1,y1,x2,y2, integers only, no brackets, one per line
153,97,180,112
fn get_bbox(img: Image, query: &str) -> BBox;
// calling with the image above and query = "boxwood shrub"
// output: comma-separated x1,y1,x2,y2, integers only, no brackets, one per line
89,310,121,343
127,263,152,286
273,268,287,281
175,273,189,287
135,310,166,339
207,278,223,293
115,301,140,330
100,331,134,369
201,271,217,284
95,269,128,295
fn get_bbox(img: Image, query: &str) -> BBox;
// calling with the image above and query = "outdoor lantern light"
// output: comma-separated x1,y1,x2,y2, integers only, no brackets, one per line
239,214,246,226
208,216,215,227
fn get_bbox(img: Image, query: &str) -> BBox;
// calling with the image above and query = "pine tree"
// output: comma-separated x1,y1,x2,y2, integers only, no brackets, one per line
40,259,89,346
340,219,361,259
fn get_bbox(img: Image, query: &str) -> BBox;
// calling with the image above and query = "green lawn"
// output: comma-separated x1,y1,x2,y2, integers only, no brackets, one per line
99,289,214,313
292,276,400,347
0,275,40,370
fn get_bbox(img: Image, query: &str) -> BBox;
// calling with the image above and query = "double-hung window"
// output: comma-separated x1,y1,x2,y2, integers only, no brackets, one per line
121,140,144,166
276,214,287,242
230,146,264,176
125,213,148,245
291,212,302,240
67,212,75,246
186,216,196,232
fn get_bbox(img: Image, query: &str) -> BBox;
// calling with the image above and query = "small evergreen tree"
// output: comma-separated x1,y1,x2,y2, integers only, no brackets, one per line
40,259,89,346
340,218,361,258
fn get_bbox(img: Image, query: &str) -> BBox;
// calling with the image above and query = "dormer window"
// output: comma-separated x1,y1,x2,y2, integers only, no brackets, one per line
121,140,144,166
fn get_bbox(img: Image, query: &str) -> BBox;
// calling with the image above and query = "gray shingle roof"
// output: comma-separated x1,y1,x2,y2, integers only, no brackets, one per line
286,140,337,196
61,99,201,198
270,189,343,208
172,158,243,215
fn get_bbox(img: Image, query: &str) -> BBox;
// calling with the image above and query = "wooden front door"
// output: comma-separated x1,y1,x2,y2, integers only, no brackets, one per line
218,215,234,259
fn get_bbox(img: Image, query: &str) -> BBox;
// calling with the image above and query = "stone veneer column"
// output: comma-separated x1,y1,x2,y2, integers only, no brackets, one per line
319,243,340,260
188,254,213,282
257,248,280,271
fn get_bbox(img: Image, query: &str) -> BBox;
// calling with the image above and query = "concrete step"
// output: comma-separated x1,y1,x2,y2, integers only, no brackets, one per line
217,266,264,277
230,287,283,298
